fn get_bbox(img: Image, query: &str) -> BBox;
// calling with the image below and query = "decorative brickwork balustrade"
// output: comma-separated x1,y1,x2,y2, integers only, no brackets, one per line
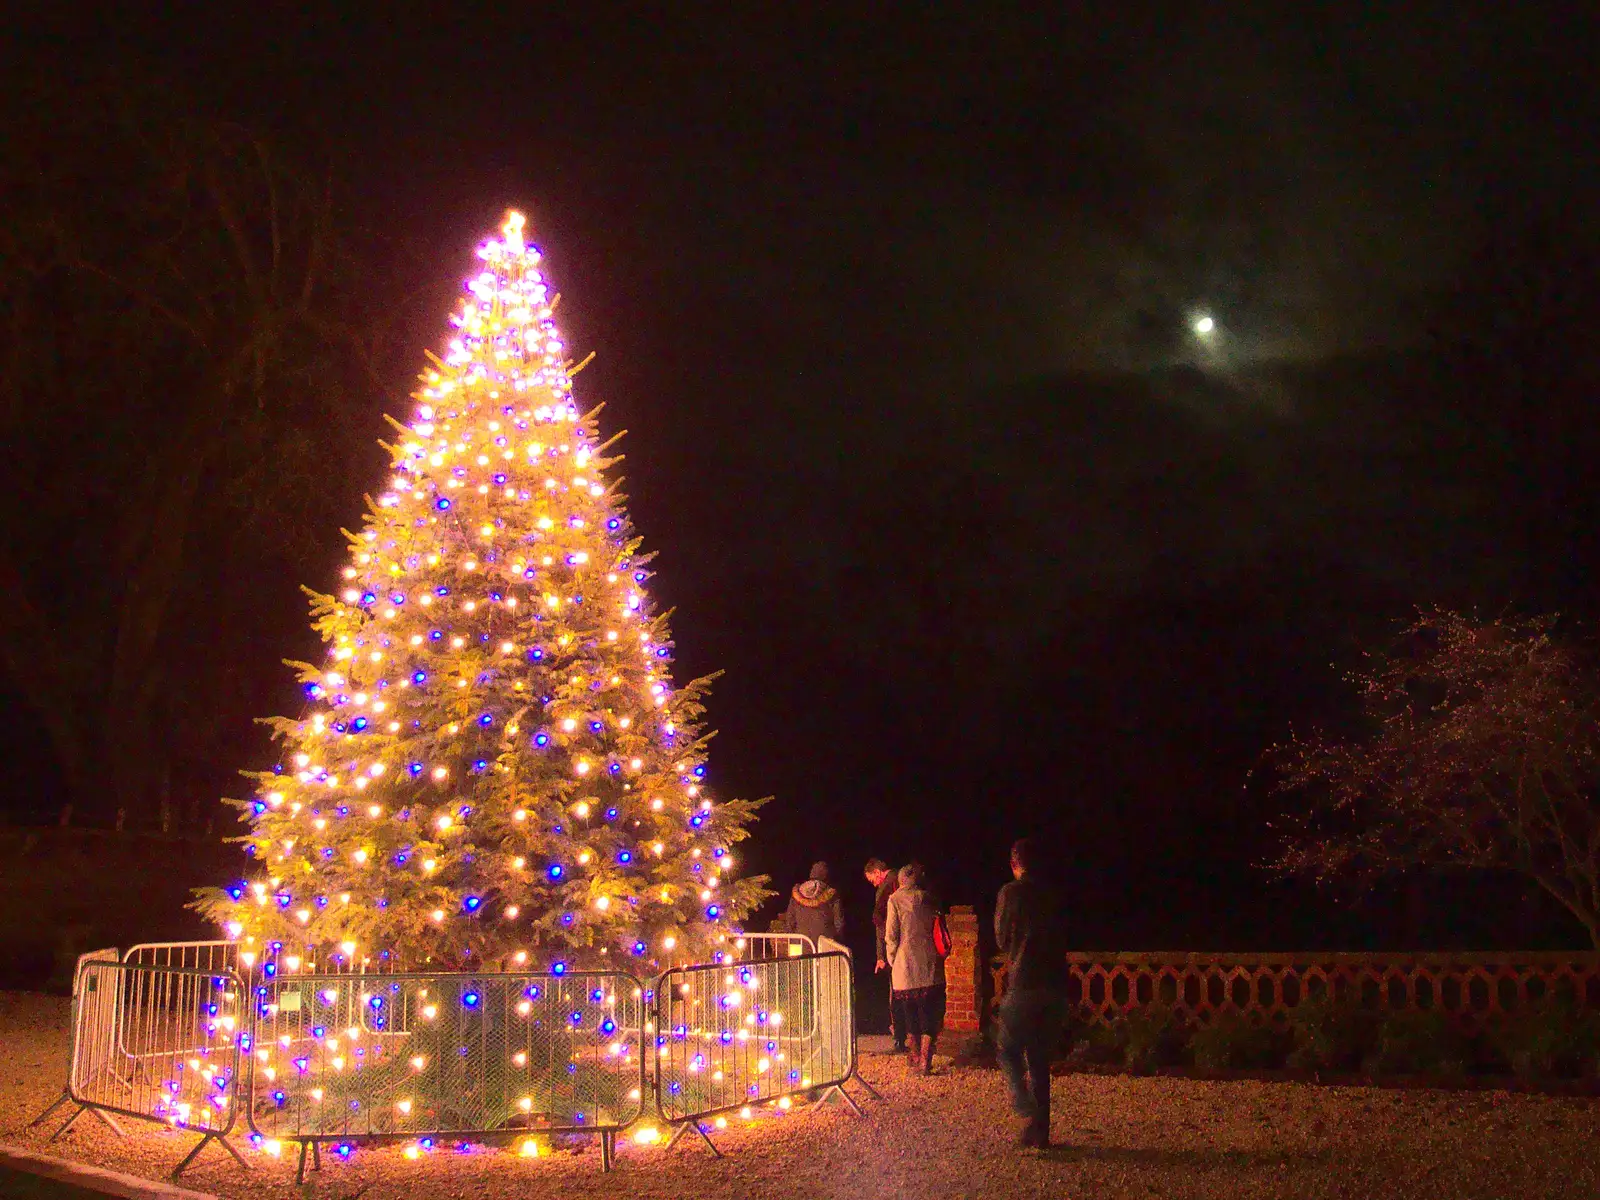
985,951,1600,1033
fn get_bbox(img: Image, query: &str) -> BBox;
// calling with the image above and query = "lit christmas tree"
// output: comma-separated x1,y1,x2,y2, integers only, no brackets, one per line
197,211,769,976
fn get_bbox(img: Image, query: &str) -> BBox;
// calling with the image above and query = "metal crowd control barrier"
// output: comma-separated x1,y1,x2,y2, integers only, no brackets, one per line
653,950,878,1156
245,969,647,1178
32,950,122,1137
731,933,815,961
123,941,239,973
38,941,879,1178
33,954,247,1176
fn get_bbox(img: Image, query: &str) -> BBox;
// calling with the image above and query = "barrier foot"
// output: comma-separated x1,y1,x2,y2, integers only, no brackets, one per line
48,1103,122,1141
294,1140,322,1185
849,1067,885,1102
600,1131,615,1172
30,1091,73,1128
217,1135,250,1171
812,1084,863,1116
665,1120,722,1159
172,1131,247,1179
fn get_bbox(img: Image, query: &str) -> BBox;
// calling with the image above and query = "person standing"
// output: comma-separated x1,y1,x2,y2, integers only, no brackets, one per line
994,838,1066,1149
865,857,904,1053
884,862,945,1074
778,861,843,946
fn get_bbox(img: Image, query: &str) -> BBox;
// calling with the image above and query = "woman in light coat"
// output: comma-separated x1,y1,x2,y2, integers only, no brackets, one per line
883,862,945,1073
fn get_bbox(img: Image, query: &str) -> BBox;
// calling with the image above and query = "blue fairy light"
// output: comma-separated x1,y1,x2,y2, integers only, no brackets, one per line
551,961,567,976
533,732,550,748
463,896,482,912
605,806,619,820
436,498,451,511
360,592,376,606
632,941,646,955
413,671,427,684
430,629,443,640
548,863,563,879
409,762,423,775
478,713,493,726
589,720,603,733
706,904,721,919
527,646,544,661
617,850,633,864
351,716,368,731
461,990,481,1008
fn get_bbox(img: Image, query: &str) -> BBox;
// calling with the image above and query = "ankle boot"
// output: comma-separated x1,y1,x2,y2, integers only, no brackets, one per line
907,1035,923,1070
921,1034,938,1074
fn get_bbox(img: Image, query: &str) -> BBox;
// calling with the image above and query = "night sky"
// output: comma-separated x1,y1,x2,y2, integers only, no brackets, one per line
5,6,1600,958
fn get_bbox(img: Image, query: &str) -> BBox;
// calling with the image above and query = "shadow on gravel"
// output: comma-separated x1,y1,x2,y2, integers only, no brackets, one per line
1036,1146,1332,1172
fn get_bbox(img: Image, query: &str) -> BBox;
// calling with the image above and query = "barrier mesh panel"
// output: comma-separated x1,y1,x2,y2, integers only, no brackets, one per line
654,951,853,1122
70,961,240,1134
246,970,645,1141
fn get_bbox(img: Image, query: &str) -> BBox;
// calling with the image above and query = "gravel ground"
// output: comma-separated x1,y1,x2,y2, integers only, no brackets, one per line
5,990,1600,1199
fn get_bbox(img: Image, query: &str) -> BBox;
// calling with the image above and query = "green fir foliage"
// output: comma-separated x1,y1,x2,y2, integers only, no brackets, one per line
194,214,770,972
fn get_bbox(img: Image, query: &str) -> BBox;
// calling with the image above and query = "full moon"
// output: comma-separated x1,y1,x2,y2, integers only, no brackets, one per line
1193,315,1216,335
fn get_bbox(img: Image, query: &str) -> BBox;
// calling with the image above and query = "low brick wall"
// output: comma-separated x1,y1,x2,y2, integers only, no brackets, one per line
984,950,1600,1033
936,900,1600,1038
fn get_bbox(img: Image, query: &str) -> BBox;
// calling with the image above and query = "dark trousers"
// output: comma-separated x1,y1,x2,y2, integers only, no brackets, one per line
887,973,904,1046
996,988,1060,1133
895,985,945,1042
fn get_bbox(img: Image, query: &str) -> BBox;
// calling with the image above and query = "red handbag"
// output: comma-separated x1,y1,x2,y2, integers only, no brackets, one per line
932,912,953,958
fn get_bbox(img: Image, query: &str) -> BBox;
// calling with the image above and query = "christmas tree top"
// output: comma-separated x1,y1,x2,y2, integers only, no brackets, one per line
197,212,769,974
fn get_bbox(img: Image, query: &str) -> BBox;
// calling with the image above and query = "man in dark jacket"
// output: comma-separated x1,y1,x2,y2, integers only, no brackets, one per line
778,861,843,946
993,838,1066,1149
865,858,904,1052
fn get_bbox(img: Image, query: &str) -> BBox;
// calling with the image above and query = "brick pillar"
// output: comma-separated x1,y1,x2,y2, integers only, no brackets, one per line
944,905,981,1033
